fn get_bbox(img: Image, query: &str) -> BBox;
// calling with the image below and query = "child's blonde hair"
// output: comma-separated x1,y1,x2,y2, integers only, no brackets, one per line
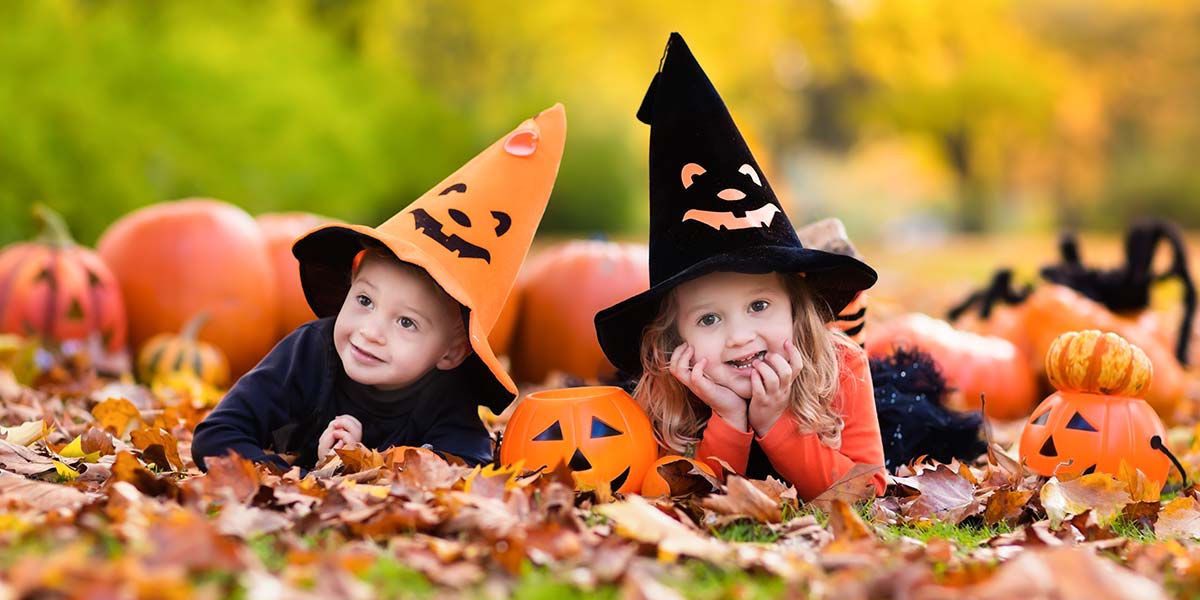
633,272,851,454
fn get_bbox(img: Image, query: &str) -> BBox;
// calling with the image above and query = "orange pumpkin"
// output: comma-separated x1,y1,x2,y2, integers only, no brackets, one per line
866,313,1037,420
511,241,649,383
640,455,717,497
256,212,337,341
1045,330,1152,398
500,386,656,494
1020,331,1171,487
98,199,278,379
137,312,230,387
1019,285,1189,420
0,205,127,353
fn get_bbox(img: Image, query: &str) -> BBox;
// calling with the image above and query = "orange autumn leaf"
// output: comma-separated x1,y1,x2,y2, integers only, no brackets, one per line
700,476,781,523
92,397,142,437
130,426,183,471
1039,473,1132,528
1155,497,1200,540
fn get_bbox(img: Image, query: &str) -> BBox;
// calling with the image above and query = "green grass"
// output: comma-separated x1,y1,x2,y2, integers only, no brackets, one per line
1109,517,1157,544
709,519,781,543
878,519,1012,551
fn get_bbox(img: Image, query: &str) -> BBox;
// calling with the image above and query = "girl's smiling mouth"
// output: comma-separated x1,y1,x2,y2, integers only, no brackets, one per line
726,350,766,370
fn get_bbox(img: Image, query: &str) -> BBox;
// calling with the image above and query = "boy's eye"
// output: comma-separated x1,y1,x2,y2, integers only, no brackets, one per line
697,313,720,327
749,300,769,313
398,317,417,330
357,294,372,308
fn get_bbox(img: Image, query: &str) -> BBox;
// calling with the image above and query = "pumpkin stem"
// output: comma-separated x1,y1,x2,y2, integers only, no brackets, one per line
31,204,76,248
1150,435,1189,488
180,312,210,341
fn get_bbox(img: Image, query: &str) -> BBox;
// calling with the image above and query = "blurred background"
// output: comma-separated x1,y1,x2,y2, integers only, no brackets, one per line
3,0,1200,248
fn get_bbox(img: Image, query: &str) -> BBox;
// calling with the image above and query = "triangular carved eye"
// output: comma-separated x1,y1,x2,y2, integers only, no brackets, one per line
1065,412,1098,432
590,417,622,438
533,421,563,441
1031,410,1050,426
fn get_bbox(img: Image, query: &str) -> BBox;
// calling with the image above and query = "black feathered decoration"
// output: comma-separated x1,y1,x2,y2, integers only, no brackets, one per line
871,347,987,472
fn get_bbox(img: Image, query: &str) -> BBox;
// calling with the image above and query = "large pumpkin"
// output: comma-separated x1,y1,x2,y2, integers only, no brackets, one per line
866,313,1037,420
500,386,656,494
1020,331,1171,487
511,241,649,383
136,312,230,388
256,212,337,340
0,205,127,353
98,199,278,378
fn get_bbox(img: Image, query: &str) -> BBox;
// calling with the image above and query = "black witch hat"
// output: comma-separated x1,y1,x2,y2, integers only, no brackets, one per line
595,33,877,376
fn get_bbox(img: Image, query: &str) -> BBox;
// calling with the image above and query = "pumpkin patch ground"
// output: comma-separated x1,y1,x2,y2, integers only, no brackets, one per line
2,232,1200,598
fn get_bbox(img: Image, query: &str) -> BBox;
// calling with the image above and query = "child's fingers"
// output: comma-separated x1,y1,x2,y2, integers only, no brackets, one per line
668,343,689,380
785,340,805,373
765,352,792,384
754,359,780,395
750,368,766,400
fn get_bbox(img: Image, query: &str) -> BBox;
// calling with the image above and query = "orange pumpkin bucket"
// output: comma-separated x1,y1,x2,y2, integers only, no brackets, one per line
500,386,657,494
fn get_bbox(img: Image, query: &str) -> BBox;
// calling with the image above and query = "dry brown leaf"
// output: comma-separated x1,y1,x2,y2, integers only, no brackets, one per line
809,463,884,513
110,450,180,499
983,489,1034,526
892,464,980,524
828,498,874,541
130,426,183,471
192,453,262,503
81,426,115,457
700,476,781,523
595,495,729,562
652,457,721,497
0,438,56,476
92,397,142,437
1154,496,1200,540
0,471,95,510
0,419,50,446
215,503,292,538
918,547,1167,600
1116,460,1160,503
1040,474,1132,528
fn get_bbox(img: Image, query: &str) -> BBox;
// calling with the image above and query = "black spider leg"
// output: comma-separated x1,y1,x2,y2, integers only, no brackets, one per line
1130,221,1195,366
947,268,1033,322
1151,435,1189,488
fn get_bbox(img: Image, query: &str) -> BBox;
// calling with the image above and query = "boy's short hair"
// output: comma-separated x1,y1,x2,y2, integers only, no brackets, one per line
351,242,470,332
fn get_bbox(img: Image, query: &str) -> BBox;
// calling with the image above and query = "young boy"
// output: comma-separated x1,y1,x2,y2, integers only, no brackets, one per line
192,104,567,471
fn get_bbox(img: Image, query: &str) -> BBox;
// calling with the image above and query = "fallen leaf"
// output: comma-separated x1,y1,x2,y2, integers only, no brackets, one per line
983,489,1034,526
0,419,50,446
130,427,183,471
58,435,102,462
828,499,874,541
0,471,94,510
0,438,56,476
1116,460,1160,503
892,464,980,524
1154,497,1200,540
700,476,781,523
596,495,729,562
918,547,1167,600
809,463,884,513
92,397,142,437
1040,474,1132,528
215,503,292,538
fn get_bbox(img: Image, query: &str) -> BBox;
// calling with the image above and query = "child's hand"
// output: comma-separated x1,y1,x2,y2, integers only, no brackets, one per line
748,340,804,437
669,343,748,431
318,414,363,457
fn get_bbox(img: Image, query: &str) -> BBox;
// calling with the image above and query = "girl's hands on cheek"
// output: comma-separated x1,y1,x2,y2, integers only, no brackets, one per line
318,414,364,457
669,342,748,431
748,340,803,437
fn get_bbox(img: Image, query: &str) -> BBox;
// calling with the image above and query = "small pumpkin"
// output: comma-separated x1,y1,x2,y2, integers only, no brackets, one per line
0,205,127,353
866,313,1037,420
511,241,650,383
1045,330,1152,398
640,455,717,497
1020,331,1171,487
500,386,656,494
98,199,278,379
137,312,230,388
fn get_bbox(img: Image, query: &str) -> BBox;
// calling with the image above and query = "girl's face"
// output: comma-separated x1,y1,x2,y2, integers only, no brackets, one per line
673,272,795,399
333,255,467,391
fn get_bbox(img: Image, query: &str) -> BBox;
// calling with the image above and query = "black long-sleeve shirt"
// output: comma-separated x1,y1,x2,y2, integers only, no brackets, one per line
191,317,505,471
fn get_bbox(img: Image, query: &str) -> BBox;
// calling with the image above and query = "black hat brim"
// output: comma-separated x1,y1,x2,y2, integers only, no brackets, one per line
594,246,876,376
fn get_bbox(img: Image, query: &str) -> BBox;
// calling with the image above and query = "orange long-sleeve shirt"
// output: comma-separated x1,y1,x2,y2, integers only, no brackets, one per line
695,342,886,501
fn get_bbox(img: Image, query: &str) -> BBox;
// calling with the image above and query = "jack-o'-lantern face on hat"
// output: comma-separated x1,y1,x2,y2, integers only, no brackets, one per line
411,182,513,263
678,161,780,231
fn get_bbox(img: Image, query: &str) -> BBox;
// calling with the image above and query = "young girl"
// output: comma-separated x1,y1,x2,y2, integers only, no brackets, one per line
595,33,885,500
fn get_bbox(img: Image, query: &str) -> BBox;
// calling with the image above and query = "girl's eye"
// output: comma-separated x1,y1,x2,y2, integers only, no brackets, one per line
697,313,720,327
749,300,769,313
398,317,417,330
356,294,372,308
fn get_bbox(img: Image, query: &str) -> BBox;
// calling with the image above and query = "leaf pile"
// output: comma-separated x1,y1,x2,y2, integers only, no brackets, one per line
2,353,1200,598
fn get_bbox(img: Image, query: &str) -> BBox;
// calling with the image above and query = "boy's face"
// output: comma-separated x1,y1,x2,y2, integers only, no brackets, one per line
333,254,469,391
674,272,794,399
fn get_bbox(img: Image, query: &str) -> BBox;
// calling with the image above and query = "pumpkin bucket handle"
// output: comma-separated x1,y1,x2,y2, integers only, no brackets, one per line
1150,435,1189,489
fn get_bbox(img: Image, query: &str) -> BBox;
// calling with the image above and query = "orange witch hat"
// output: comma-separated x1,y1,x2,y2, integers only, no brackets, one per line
292,104,566,408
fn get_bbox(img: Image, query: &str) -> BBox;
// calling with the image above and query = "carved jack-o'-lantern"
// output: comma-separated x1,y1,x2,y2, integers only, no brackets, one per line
500,386,657,494
679,162,780,231
1019,331,1176,488
412,182,513,264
